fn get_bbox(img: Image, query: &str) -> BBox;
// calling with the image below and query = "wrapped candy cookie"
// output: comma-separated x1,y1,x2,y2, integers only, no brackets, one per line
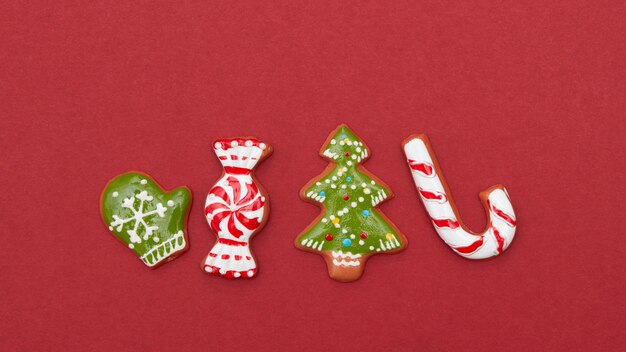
202,138,272,279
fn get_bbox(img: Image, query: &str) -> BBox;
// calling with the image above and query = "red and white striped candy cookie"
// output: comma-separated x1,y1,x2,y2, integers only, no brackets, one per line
403,135,517,259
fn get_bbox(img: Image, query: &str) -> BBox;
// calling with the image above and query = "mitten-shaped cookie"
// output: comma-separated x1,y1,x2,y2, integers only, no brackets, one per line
100,172,191,268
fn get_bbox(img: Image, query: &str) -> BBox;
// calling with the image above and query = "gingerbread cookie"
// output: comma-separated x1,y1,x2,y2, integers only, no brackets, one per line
100,172,191,268
202,138,272,279
296,125,407,282
403,134,517,259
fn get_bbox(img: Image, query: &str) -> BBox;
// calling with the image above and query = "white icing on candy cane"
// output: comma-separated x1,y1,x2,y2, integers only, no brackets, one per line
403,135,517,259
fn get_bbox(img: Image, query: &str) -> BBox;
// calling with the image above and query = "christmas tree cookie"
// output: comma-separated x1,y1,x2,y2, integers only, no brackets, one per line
296,125,408,282
100,172,191,268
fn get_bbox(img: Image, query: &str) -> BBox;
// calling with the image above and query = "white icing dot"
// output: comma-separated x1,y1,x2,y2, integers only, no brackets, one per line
347,140,353,146
339,141,345,146
325,179,330,184
329,215,335,220
167,200,175,206
322,218,328,223
204,266,213,272
351,155,357,160
350,185,357,190
331,184,337,189
332,176,337,181
153,237,160,243
247,270,255,277
356,147,362,152
245,140,253,147
261,197,266,201
371,180,376,185
376,248,381,252
351,202,357,207
342,229,348,234
231,140,239,147
128,244,134,249
334,224,340,229
343,208,348,213
220,268,227,275
234,272,241,278
369,246,375,250
330,139,336,145
343,167,348,172
361,183,367,187
112,192,119,198
108,226,113,231
214,142,222,149
338,211,344,216
350,234,356,239
358,197,364,202
140,179,147,185
316,182,322,186
359,240,365,245
259,143,266,150
364,188,371,194
347,161,353,166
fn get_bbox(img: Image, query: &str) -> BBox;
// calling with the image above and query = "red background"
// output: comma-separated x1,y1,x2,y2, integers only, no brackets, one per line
1,1,624,351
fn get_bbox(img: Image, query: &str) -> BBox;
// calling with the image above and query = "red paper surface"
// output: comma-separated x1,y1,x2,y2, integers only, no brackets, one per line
1,2,624,351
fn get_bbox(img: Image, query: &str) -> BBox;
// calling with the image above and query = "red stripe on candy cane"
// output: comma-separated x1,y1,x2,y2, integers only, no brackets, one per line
488,200,517,227
492,225,505,254
418,187,447,203
452,237,484,254
431,218,460,229
408,159,435,177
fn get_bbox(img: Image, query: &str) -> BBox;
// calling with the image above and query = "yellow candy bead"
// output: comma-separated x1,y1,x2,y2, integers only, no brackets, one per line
386,233,394,241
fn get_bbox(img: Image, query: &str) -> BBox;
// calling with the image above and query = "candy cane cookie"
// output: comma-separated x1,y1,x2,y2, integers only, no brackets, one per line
403,134,517,259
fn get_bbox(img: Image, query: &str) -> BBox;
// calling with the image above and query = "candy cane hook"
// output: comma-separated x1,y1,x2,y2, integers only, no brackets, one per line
402,135,517,259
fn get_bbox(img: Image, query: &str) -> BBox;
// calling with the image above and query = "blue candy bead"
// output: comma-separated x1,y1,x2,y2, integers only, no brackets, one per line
342,239,351,246
362,210,370,217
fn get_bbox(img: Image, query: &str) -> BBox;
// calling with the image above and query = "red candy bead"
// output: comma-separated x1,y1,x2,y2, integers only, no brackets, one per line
343,194,349,200
325,234,333,241
360,232,368,239
345,152,350,156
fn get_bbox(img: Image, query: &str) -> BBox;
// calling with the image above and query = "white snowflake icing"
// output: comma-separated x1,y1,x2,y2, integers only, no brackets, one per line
110,190,167,244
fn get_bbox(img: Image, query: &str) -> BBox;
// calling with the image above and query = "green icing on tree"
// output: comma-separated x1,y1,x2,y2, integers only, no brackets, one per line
296,125,407,282
100,172,191,268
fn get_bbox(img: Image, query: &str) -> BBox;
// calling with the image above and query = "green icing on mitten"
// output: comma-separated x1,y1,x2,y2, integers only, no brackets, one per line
100,172,191,268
